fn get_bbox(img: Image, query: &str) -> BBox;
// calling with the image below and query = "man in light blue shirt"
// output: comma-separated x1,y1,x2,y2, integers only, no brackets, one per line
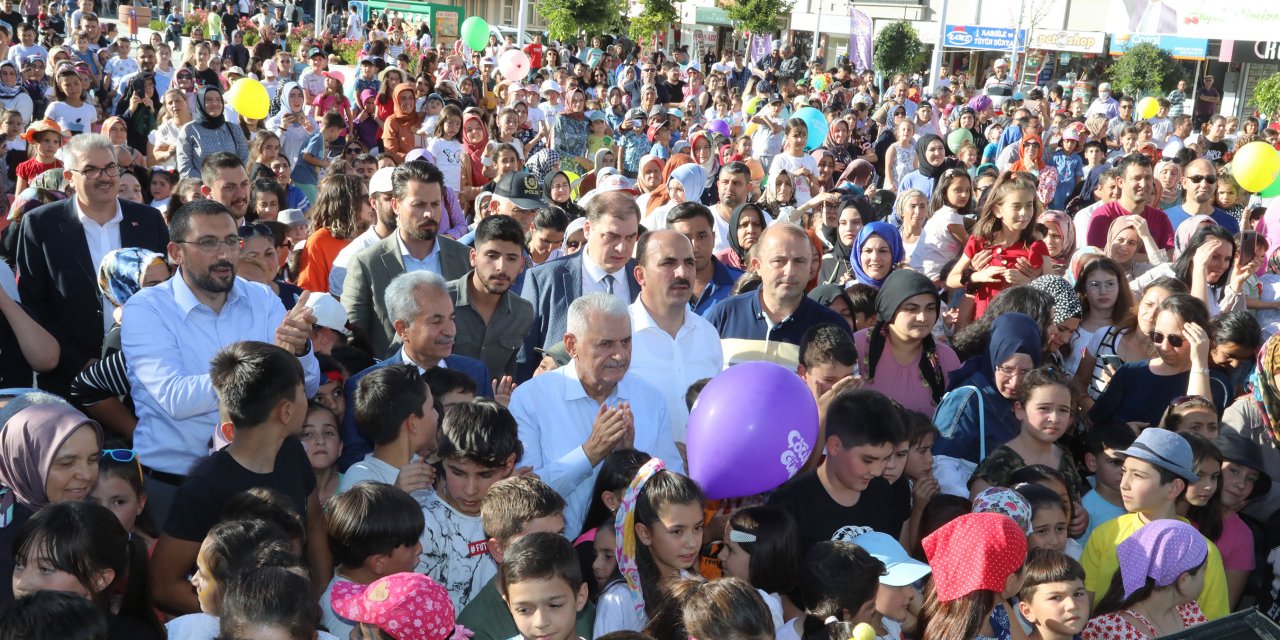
509,292,684,539
122,199,320,525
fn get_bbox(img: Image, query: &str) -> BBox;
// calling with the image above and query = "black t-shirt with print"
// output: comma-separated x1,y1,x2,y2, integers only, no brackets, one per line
767,470,910,554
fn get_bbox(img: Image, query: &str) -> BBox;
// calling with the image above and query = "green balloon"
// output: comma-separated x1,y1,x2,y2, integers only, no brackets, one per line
1262,172,1280,198
461,16,489,52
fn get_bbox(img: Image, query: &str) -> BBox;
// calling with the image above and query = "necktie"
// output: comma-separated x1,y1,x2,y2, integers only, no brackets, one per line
603,274,616,295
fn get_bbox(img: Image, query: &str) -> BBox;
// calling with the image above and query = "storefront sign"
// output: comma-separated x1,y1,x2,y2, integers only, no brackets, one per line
1109,33,1209,60
1229,40,1280,64
694,6,731,27
1028,29,1105,54
943,25,1025,52
1108,0,1280,42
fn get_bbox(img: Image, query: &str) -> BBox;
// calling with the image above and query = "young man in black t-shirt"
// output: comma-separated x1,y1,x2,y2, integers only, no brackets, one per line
150,340,329,614
768,388,908,553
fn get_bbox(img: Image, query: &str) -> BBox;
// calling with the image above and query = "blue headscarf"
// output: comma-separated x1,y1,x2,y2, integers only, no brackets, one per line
983,312,1044,377
97,248,166,308
850,221,905,288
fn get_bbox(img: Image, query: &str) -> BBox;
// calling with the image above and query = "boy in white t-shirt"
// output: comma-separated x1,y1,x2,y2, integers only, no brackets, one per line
337,364,439,495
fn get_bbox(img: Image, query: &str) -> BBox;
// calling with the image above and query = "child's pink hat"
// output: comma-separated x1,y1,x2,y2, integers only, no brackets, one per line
331,573,465,640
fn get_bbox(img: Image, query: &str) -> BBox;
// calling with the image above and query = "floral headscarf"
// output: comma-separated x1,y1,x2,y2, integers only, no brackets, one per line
614,458,665,612
1037,210,1075,265
1252,333,1280,444
97,248,166,308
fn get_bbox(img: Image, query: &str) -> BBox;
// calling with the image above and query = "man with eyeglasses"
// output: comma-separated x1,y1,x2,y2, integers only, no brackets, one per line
15,132,167,396
120,199,320,543
1084,154,1175,251
1106,96,1136,143
1163,158,1239,234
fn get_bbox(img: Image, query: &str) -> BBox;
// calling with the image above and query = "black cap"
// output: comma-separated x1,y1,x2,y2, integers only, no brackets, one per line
494,171,547,210
768,93,783,104
1214,432,1273,500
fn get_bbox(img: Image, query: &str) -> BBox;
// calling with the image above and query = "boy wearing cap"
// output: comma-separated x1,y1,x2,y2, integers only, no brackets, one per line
647,121,671,161
616,108,647,177
750,95,784,170
836,527,931,640
299,47,328,106
1079,427,1229,619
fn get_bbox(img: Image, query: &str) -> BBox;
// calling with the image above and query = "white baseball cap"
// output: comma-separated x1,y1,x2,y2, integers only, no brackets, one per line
370,167,395,194
306,294,350,336
540,79,563,95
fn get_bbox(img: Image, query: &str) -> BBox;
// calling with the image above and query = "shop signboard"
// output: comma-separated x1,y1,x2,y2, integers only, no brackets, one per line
1108,0,1280,42
1109,33,1209,60
1028,29,1105,54
943,24,1025,52
1229,40,1280,65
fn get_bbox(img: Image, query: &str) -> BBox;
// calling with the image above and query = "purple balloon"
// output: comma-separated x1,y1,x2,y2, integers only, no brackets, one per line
706,119,732,140
686,361,819,499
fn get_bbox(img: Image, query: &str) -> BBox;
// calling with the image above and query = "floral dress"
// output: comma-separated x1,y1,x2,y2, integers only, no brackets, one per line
1081,602,1207,639
553,114,589,172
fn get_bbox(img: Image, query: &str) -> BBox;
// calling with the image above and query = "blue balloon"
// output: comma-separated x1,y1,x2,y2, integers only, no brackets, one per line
790,107,829,152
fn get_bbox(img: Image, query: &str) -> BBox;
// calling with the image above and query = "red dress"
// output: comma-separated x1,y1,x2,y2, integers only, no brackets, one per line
963,235,1049,319
1081,602,1207,639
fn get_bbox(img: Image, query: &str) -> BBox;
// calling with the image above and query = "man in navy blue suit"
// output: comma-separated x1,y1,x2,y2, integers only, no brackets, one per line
337,270,492,470
516,191,642,380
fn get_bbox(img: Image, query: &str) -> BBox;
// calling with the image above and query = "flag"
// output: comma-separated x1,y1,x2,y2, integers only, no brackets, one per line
748,33,773,61
850,7,873,72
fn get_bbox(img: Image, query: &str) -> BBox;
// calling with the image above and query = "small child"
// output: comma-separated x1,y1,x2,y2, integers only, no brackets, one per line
1,109,25,184
321,482,426,638
1017,549,1089,640
586,112,613,157
1009,464,1085,543
332,573,467,640
841,527,933,640
340,364,439,494
767,119,816,204
14,117,61,195
796,539,887,637
749,95,784,168
426,104,464,192
149,168,176,210
647,121,670,161
423,367,479,410
417,399,522,610
294,111,345,201
315,354,347,419
499,532,590,640
903,411,941,549
300,400,343,506
1017,483,1074,557
90,444,156,547
1080,420,1135,540
313,69,351,123
970,367,1081,497
845,283,879,331
797,323,857,405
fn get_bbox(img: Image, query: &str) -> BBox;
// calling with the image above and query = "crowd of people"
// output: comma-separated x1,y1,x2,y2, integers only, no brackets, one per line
1,2,1280,639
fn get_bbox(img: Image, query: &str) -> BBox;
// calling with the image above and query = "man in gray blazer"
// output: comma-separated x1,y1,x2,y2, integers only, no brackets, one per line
516,191,641,380
341,161,471,357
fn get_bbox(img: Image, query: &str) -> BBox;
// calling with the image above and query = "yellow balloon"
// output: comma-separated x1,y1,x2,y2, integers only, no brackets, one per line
745,96,760,116
1232,141,1280,193
226,78,270,120
1136,96,1159,119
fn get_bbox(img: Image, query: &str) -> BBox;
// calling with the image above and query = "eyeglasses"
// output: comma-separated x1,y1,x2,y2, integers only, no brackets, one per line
995,363,1032,378
71,163,121,179
344,146,362,155
178,236,241,252
1086,280,1118,292
1149,331,1185,349
1186,174,1218,184
102,448,136,462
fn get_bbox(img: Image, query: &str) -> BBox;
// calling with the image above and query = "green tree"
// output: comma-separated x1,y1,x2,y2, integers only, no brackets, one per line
629,0,677,42
536,0,625,41
1253,72,1280,120
1106,42,1185,96
873,21,923,77
718,0,791,38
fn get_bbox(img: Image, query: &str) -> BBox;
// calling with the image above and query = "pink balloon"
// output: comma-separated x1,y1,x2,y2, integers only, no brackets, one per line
686,361,819,499
499,49,531,83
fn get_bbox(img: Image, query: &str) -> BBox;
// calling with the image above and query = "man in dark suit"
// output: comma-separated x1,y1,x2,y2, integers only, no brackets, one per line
15,133,168,394
516,191,641,380
341,161,471,358
337,269,492,470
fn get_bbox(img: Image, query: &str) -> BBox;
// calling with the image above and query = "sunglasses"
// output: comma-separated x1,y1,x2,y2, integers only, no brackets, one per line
1149,331,1185,349
1187,174,1218,184
102,448,137,462
344,146,362,154
238,223,273,239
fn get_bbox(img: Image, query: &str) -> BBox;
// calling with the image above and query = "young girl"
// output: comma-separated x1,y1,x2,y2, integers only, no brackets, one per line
596,459,704,636
1159,395,1219,438
884,119,917,192
426,104,464,193
1176,430,1224,550
1016,482,1072,557
250,179,285,223
920,512,1028,640
167,518,301,639
720,507,804,639
911,168,972,284
970,367,1082,497
842,527,933,640
1215,434,1269,608
946,172,1052,322
12,501,164,640
768,119,817,205
270,82,318,168
13,117,60,195
89,445,156,548
313,70,351,123
1082,520,1209,639
300,401,343,507
149,168,176,209
1067,258,1135,375
215,565,325,640
797,540,886,640
44,64,92,137
332,573,463,640
249,130,282,171
666,577,776,640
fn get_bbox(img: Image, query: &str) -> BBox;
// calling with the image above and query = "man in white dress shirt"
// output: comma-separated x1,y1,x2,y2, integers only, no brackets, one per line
627,230,723,450
509,292,684,538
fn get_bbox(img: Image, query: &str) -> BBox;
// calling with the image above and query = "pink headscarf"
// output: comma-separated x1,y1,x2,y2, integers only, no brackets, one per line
0,402,103,519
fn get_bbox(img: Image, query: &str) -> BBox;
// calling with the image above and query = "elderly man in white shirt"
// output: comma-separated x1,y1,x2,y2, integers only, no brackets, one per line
627,230,723,450
510,292,684,539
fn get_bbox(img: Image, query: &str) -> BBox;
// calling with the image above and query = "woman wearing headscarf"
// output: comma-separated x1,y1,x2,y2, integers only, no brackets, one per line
551,86,590,172
808,149,837,196
1222,333,1280,520
689,131,720,193
267,81,318,168
115,72,157,154
177,85,248,179
544,170,585,220
855,269,960,416
641,163,704,230
633,154,665,211
1106,215,1169,283
379,82,422,164
817,196,864,285
0,61,31,125
715,202,767,271
1156,160,1184,210
1028,274,1083,367
835,158,875,194
642,153,694,215
458,111,490,212
933,312,1043,496
1007,133,1058,205
898,133,948,198
807,284,856,331
846,221,905,289
1038,209,1076,275
0,400,104,605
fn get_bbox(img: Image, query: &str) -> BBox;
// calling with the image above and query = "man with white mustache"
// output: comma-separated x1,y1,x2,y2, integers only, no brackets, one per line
627,228,724,453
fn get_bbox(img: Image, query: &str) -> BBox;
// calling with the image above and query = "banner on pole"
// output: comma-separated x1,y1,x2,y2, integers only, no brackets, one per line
849,7,873,72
